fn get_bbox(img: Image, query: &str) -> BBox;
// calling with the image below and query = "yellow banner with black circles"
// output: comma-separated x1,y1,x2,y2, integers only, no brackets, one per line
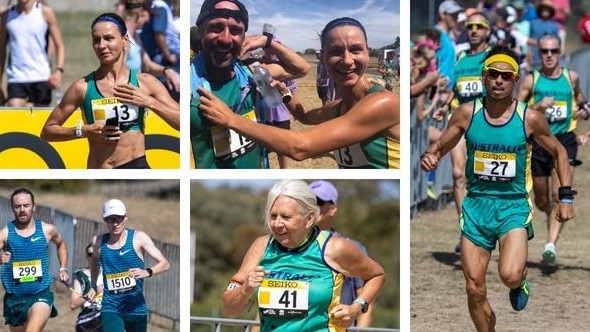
0,108,179,169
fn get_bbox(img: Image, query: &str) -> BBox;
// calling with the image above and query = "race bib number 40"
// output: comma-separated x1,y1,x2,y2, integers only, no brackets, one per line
105,271,137,294
474,150,516,182
258,279,309,318
457,77,483,97
12,259,42,283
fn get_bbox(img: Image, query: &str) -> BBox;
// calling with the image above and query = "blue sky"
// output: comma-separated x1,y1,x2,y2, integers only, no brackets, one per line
191,0,400,52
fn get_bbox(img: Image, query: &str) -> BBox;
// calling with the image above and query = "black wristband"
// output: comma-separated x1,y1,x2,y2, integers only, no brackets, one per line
420,151,430,159
263,32,273,48
558,186,577,200
146,267,153,278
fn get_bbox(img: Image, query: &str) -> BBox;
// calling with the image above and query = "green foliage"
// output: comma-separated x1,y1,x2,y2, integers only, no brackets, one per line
190,180,400,328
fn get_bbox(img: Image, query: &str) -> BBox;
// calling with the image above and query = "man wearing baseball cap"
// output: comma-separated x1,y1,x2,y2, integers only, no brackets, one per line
191,0,310,168
436,0,463,88
88,199,170,332
309,180,373,328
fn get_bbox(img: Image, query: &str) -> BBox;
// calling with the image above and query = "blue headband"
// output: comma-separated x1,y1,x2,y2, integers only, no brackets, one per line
92,15,128,36
321,17,367,47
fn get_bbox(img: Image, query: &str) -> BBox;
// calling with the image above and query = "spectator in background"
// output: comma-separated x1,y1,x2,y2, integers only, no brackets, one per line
309,180,374,328
70,243,103,332
253,25,298,169
0,0,66,106
436,0,462,88
528,0,559,68
490,5,529,63
140,0,180,101
521,0,538,21
316,49,335,105
511,1,531,61
123,0,180,96
379,50,399,91
552,0,570,51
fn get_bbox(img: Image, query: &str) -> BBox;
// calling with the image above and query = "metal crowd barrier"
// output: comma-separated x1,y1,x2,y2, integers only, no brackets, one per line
0,196,179,324
189,316,400,332
410,98,454,218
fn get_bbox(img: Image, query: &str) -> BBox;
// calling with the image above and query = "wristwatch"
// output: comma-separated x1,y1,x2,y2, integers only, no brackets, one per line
353,298,369,313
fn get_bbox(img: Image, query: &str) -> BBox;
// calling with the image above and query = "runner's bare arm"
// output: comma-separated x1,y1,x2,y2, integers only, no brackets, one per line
134,230,170,278
113,73,180,130
223,235,268,317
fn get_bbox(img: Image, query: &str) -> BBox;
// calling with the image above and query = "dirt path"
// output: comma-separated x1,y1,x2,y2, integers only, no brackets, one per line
411,130,590,331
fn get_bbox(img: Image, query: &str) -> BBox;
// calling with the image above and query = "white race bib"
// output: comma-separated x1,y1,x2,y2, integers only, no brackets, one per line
258,279,309,318
92,98,140,123
105,271,137,294
474,150,516,182
545,101,568,122
211,109,257,159
457,77,483,97
12,259,42,283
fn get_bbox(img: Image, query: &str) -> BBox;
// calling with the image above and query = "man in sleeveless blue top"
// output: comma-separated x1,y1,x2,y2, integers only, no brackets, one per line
88,199,170,332
0,188,69,331
421,47,575,331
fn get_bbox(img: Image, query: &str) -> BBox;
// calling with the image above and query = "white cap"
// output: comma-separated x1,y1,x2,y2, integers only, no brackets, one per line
102,199,126,218
438,0,463,15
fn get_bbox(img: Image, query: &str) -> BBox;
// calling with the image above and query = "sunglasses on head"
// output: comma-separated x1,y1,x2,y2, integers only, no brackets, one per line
316,198,334,206
104,215,125,224
539,48,560,55
465,22,489,30
484,68,518,81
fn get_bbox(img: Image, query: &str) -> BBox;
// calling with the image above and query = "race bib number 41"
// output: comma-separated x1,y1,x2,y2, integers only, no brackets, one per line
258,279,309,318
474,150,516,182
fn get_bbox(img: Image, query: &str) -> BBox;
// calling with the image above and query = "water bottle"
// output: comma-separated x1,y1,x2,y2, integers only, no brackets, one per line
53,88,63,105
252,62,283,108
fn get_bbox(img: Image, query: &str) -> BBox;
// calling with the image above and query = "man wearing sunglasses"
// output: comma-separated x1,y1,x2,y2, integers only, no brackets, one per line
0,188,70,331
421,47,575,331
88,199,170,332
517,33,590,266
445,11,492,253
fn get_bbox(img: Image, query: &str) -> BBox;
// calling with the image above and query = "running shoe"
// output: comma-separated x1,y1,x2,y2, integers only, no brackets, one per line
542,243,556,264
509,279,530,311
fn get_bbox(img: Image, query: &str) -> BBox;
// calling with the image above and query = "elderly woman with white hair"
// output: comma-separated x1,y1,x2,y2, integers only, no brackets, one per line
222,180,386,331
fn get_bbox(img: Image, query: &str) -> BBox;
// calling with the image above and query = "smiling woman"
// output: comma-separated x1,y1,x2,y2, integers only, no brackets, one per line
222,180,386,332
198,17,400,168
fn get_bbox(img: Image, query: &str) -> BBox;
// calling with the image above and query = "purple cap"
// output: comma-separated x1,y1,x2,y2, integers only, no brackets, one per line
309,180,338,204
